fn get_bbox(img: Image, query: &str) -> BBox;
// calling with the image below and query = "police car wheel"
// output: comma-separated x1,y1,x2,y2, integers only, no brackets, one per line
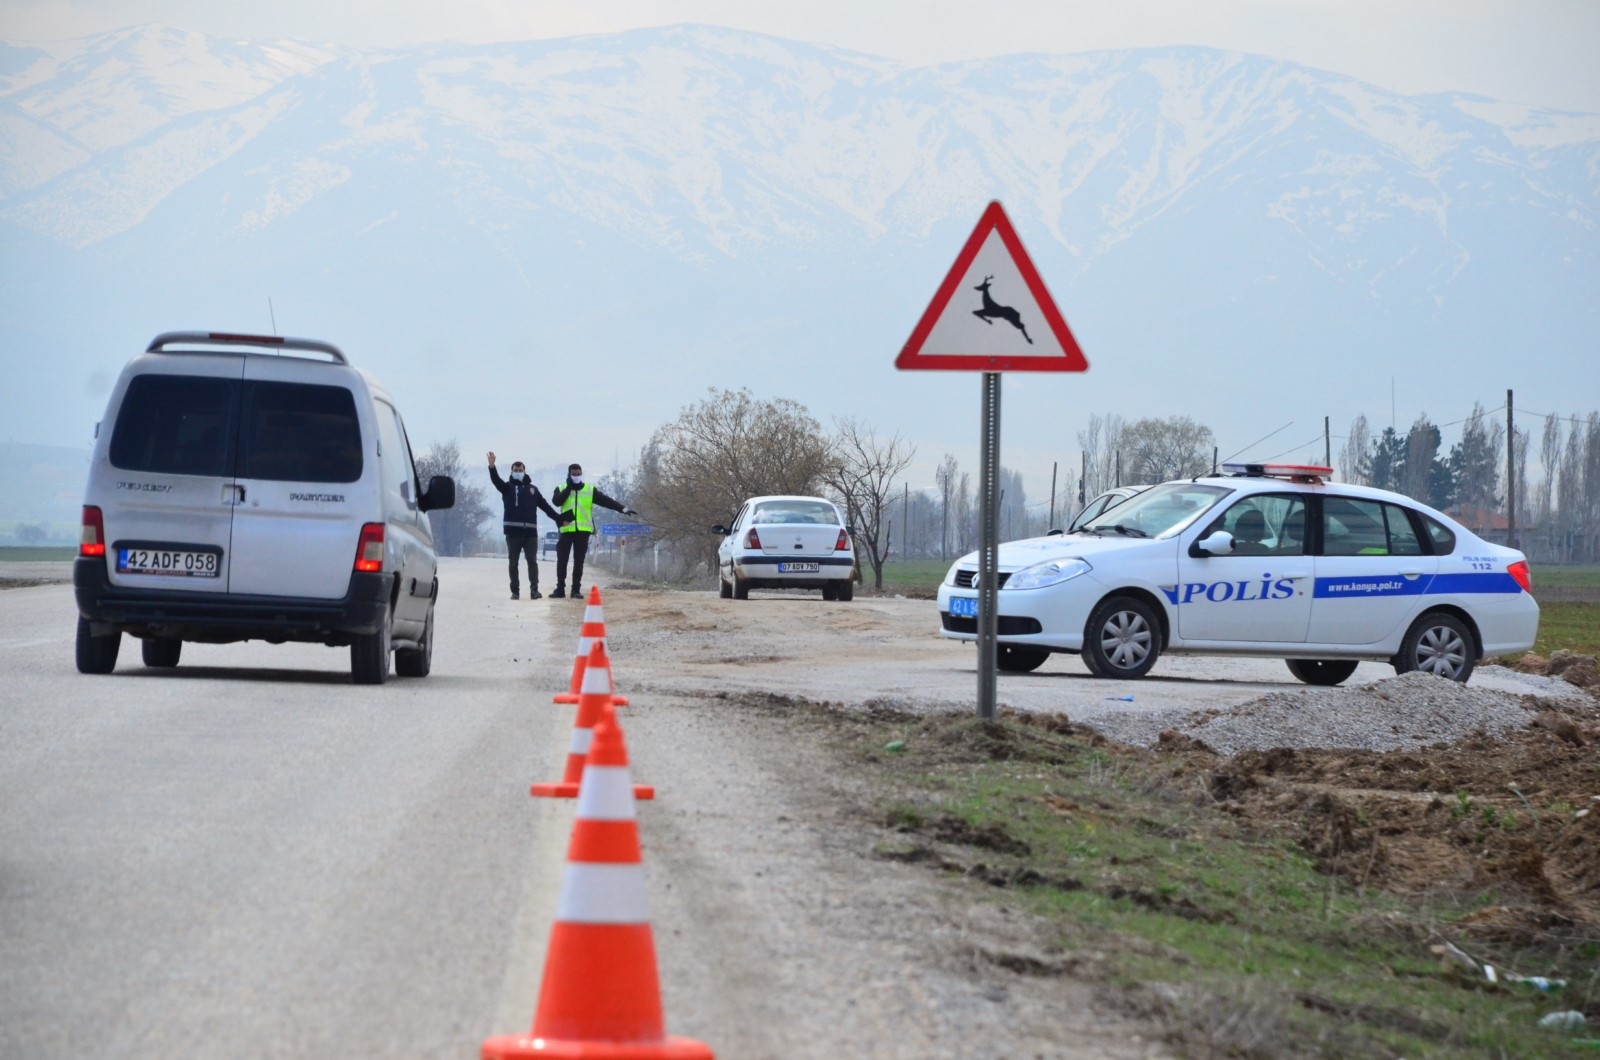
719,574,733,599
732,576,750,600
1285,659,1358,686
1082,596,1159,679
1395,612,1476,683
996,645,1049,673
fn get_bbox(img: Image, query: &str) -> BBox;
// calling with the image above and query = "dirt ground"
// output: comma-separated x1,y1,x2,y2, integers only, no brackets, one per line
575,576,1598,1054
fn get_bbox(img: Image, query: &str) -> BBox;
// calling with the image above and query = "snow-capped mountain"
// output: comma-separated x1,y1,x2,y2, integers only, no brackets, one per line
1,23,1595,489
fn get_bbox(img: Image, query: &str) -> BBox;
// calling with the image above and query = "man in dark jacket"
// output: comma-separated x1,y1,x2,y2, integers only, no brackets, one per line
488,452,561,599
550,462,636,598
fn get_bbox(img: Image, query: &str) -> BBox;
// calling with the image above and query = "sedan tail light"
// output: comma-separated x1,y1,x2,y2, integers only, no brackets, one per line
833,529,850,552
353,522,385,572
744,528,762,549
80,506,106,557
1507,560,1532,594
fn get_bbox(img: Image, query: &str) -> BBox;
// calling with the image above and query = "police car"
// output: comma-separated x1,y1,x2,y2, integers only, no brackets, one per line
936,464,1538,684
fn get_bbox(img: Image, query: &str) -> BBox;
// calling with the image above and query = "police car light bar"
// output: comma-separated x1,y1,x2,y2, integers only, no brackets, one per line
1221,462,1333,482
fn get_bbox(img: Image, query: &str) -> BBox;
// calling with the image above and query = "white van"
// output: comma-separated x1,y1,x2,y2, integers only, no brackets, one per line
73,332,455,684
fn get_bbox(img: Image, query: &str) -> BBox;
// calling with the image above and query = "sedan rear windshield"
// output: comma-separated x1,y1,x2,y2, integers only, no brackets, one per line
110,375,363,483
751,500,839,525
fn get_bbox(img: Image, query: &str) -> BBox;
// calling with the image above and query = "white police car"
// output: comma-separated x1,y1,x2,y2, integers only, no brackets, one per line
937,464,1538,684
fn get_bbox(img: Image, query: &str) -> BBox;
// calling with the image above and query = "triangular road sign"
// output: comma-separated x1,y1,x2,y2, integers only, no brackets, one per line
897,201,1088,372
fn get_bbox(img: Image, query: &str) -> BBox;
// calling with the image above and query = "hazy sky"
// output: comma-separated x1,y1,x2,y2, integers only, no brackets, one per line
7,0,1600,113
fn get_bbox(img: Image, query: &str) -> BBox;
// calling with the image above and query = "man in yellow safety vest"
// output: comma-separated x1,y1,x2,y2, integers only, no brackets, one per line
549,462,636,598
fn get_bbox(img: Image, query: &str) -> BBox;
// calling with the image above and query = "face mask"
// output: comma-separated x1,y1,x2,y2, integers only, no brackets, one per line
570,475,583,485
511,471,525,481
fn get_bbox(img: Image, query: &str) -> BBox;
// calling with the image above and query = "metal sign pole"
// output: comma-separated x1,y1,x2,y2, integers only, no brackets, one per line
977,372,1001,720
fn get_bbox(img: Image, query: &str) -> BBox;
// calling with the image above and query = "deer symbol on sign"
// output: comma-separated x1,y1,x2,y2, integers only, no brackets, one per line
972,276,1032,344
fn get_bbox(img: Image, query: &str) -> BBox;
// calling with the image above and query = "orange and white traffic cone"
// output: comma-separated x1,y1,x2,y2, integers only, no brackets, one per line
484,703,713,1060
533,640,652,801
554,586,608,705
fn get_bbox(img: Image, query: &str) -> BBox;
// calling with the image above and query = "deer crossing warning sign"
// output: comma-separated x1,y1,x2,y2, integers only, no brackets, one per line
896,200,1088,373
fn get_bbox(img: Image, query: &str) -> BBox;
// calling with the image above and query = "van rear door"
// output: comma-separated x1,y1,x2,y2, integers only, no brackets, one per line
102,357,243,594
227,357,372,600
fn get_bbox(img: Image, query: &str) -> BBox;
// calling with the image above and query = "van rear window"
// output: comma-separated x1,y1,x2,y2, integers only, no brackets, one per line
108,375,363,483
239,382,362,483
109,375,237,476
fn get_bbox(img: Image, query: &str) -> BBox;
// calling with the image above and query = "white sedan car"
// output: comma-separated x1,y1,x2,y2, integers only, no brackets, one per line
937,464,1539,683
714,495,857,601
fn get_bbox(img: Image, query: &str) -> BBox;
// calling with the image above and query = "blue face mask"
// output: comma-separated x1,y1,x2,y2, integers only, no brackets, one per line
570,475,583,486
511,471,526,481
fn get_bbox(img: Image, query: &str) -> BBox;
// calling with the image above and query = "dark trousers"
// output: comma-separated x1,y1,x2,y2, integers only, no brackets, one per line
555,531,591,591
506,531,538,594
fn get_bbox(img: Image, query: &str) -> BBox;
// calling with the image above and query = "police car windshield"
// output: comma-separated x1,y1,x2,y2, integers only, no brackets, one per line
1078,483,1229,539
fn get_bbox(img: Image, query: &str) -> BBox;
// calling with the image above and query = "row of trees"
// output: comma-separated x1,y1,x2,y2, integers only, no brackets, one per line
1340,406,1600,562
415,394,1600,583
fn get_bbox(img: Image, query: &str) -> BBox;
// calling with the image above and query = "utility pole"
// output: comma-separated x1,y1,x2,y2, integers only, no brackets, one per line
1114,448,1121,488
1324,416,1331,470
1048,461,1058,528
1507,389,1516,549
901,482,908,562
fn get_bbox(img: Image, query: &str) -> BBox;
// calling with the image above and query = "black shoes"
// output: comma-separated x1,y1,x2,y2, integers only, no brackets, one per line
510,591,519,599
528,589,543,600
550,587,566,598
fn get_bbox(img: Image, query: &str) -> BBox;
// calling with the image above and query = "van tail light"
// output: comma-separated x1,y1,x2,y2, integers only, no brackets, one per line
354,523,385,572
80,506,106,558
1507,560,1532,594
834,529,851,552
744,528,762,549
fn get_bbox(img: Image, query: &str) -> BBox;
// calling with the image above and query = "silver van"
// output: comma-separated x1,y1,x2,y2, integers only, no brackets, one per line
73,332,455,683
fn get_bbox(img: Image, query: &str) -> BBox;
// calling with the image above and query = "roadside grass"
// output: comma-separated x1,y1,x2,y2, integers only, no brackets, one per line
1529,601,1600,657
837,714,1598,1059
872,560,949,596
1534,565,1600,591
0,545,75,562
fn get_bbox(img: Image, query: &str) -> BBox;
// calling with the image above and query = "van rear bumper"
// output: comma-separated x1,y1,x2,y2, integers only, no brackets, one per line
74,559,390,644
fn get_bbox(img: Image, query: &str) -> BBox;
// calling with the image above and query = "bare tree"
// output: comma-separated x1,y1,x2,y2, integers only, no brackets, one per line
635,388,833,569
954,471,974,553
934,454,959,560
1340,414,1371,485
1537,412,1562,526
1121,416,1215,482
415,438,491,557
1076,413,1124,499
1557,418,1584,562
824,418,916,591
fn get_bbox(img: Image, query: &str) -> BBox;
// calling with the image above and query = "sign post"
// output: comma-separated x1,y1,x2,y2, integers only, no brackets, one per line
897,201,1087,720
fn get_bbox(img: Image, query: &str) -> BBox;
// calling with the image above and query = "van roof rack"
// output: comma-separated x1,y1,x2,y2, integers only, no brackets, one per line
145,331,347,365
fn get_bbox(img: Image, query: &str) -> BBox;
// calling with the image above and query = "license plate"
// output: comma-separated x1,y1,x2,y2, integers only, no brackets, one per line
118,548,221,578
949,596,979,617
777,562,820,573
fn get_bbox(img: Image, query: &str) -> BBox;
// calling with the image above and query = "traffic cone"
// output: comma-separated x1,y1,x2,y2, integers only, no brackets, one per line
554,586,608,705
533,640,653,801
484,703,714,1060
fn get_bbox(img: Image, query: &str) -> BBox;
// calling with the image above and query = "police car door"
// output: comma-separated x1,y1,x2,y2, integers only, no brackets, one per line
228,358,370,599
1175,493,1312,644
1307,496,1438,647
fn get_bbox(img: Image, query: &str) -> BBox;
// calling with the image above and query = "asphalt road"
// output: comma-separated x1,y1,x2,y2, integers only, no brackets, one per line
0,559,576,1058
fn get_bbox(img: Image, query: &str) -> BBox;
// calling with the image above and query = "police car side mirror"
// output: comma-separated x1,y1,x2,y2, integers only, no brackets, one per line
420,475,456,513
1192,530,1234,557
711,524,728,535
1046,528,1064,536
